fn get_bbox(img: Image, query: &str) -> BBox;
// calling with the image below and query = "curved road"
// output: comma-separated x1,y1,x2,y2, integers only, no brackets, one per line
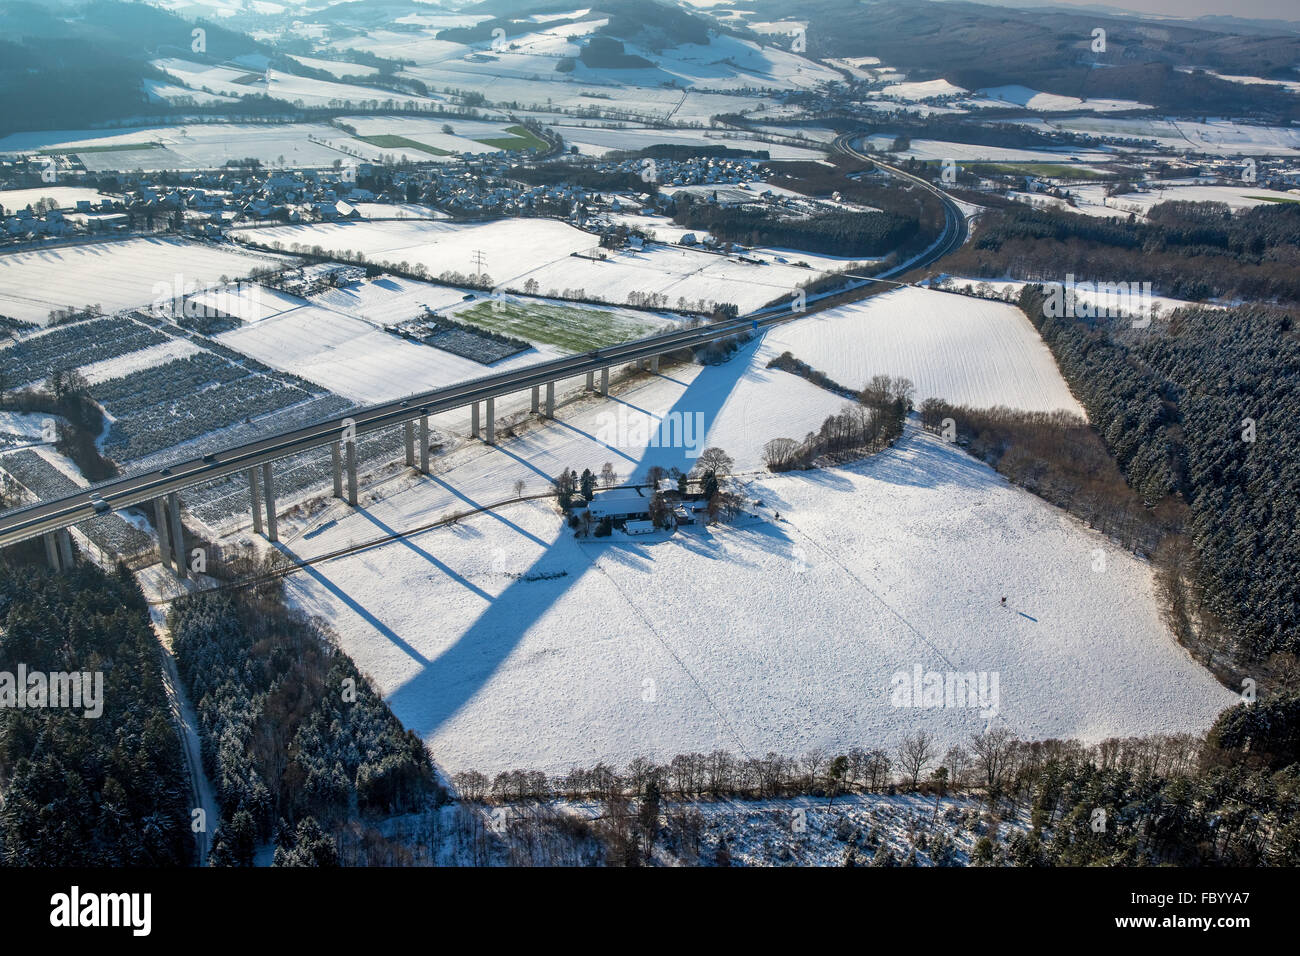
0,137,968,550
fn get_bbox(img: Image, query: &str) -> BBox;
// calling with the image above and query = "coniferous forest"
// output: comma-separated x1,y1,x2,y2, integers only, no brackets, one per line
1013,285,1300,679
0,562,192,865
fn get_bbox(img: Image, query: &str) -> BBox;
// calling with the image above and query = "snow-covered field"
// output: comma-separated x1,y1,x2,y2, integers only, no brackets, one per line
977,85,1150,112
864,136,1110,165
216,301,566,406
0,238,287,326
151,58,448,111
283,401,1232,774
232,218,843,313
757,287,1084,414
878,79,967,101
1067,181,1300,215
0,186,115,213
0,123,362,172
552,124,824,160
1047,117,1300,156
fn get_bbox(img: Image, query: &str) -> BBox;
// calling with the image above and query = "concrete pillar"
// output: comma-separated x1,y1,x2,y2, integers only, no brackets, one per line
345,440,358,507
154,497,173,571
600,367,609,396
651,355,659,374
471,402,481,439
530,386,540,414
169,492,187,579
331,442,343,499
419,415,430,474
586,370,594,391
262,461,278,543
57,529,73,569
44,532,61,571
485,398,495,446
248,468,264,536
545,381,555,418
404,420,415,467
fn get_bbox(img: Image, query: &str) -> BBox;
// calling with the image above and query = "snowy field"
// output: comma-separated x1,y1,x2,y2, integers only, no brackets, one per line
878,79,967,101
551,124,824,160
150,58,448,111
977,85,1150,112
0,238,288,326
208,274,675,405
757,287,1084,414
863,135,1110,165
1067,182,1300,215
0,186,116,213
1046,117,1300,156
232,218,843,313
283,405,1232,774
216,301,568,405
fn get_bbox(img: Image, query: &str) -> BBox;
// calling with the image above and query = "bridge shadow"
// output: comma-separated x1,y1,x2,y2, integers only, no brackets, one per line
385,342,790,740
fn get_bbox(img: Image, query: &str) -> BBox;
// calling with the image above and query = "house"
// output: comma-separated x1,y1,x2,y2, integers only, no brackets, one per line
587,486,650,521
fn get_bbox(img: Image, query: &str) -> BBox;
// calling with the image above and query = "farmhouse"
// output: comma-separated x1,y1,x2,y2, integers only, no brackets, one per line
587,486,651,521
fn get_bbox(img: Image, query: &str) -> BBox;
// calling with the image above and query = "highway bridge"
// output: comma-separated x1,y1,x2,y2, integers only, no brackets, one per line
1,133,967,573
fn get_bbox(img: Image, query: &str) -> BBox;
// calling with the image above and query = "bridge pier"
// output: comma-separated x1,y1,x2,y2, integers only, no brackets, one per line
471,402,481,439
44,532,61,571
418,415,430,474
154,497,173,572
530,386,540,414
600,367,609,396
43,528,74,571
485,398,495,445
261,461,278,543
345,440,358,506
585,371,594,391
168,492,187,579
545,382,555,418
331,442,343,499
248,468,264,536
650,355,659,374
404,421,415,467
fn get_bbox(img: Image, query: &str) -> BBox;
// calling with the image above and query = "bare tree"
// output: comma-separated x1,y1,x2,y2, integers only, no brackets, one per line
897,730,936,790
695,446,734,477
599,462,617,488
799,747,828,790
969,727,1017,795
942,745,970,792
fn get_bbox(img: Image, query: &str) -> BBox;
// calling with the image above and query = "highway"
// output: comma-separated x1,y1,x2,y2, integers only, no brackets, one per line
0,134,967,551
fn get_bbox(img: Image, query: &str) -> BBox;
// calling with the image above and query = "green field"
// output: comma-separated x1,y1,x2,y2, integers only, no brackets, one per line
456,300,664,352
474,125,549,152
1249,194,1300,204
355,135,452,156
39,143,158,155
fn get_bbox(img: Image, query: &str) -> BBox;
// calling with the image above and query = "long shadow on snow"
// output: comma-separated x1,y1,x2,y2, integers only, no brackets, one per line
385,343,787,739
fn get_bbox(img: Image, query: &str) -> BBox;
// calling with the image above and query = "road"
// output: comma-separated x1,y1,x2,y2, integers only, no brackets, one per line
0,138,968,550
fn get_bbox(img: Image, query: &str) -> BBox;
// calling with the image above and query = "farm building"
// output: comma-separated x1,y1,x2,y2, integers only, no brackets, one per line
587,486,650,521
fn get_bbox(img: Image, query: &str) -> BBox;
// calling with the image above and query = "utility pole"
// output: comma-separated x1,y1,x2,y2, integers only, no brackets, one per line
471,249,487,281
